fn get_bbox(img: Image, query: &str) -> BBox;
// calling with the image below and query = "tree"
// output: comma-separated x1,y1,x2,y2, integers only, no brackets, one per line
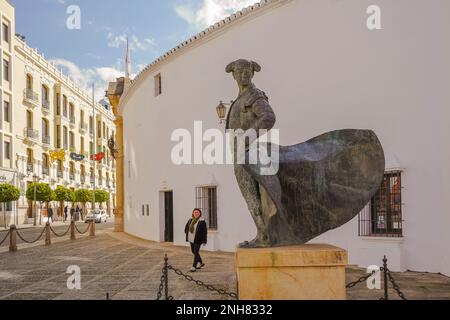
0,184,20,228
54,186,75,220
94,190,110,208
75,189,93,215
26,183,53,225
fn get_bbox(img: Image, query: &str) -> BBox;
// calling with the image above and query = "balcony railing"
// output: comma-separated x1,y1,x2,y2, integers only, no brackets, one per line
90,178,95,185
81,176,86,184
42,167,49,176
70,173,75,181
80,122,88,132
42,99,50,110
57,170,63,179
25,128,39,140
42,136,50,145
23,89,39,105
27,163,34,173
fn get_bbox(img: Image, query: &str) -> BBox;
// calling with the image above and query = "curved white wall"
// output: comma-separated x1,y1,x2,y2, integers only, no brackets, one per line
122,0,450,275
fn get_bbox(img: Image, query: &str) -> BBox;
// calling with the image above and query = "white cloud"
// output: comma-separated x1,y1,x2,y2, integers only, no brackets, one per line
175,0,260,29
50,58,125,101
107,33,157,52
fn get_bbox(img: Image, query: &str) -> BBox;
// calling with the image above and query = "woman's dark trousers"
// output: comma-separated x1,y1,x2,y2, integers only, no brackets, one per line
190,243,203,268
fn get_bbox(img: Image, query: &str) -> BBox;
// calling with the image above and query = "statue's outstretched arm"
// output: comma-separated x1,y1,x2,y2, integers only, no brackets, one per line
251,98,276,132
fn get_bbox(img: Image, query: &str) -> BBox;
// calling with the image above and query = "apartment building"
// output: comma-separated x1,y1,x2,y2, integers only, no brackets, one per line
0,0,16,221
10,36,117,223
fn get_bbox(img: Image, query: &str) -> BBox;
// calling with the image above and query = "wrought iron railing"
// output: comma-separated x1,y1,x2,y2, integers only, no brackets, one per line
42,167,49,176
42,99,50,110
25,127,39,139
23,89,38,103
42,136,51,145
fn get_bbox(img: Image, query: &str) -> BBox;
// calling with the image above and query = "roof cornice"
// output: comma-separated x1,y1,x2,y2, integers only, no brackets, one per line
118,0,291,113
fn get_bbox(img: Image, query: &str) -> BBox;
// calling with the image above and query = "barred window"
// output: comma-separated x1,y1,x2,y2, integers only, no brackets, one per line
359,171,403,237
195,186,217,230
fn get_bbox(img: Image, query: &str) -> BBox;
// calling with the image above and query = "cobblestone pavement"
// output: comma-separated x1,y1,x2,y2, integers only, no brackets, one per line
0,231,449,300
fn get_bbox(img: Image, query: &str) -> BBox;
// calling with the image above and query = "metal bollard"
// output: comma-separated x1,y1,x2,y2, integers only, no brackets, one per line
89,221,95,237
70,221,76,240
9,225,17,252
45,222,51,246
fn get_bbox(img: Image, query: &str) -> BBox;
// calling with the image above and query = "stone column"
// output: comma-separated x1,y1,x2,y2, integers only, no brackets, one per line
113,116,124,232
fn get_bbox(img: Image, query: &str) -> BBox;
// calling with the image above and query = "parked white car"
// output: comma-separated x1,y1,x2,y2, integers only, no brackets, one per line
84,210,108,223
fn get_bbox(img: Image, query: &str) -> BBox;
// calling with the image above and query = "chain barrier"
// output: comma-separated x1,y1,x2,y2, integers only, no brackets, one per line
74,223,90,235
346,269,377,288
168,265,238,299
50,225,71,238
156,267,166,301
155,254,237,300
386,269,407,300
16,227,46,244
345,256,407,300
0,231,10,246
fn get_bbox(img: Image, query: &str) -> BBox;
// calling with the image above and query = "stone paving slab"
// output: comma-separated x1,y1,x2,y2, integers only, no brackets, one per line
0,231,449,300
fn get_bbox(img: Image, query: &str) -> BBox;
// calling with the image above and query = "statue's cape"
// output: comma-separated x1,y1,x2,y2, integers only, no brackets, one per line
245,129,385,246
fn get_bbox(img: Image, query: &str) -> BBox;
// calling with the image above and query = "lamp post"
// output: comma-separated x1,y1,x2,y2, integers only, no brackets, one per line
216,101,231,125
33,174,38,226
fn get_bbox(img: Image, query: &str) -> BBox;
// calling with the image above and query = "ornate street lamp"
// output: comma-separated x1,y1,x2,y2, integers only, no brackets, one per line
216,101,232,124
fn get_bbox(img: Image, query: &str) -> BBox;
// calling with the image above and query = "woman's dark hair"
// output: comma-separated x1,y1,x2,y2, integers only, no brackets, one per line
192,208,202,216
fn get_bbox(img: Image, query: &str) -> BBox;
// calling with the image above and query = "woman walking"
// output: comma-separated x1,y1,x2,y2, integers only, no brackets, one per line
184,208,207,272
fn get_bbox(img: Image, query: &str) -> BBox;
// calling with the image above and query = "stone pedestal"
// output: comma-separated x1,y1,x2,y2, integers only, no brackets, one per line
236,244,348,300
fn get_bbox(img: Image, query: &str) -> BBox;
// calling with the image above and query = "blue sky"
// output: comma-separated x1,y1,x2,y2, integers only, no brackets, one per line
10,0,259,99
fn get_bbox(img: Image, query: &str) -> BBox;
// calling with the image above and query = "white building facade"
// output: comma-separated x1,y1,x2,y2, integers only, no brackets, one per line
119,0,450,275
0,0,117,226
12,38,117,224
0,0,16,222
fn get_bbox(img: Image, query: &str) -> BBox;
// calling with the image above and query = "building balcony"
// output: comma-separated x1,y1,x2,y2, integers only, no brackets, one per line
42,167,49,176
57,170,63,179
80,176,86,184
90,178,95,186
69,173,75,181
79,122,88,134
23,89,39,108
27,163,34,174
42,100,50,114
69,116,76,128
42,135,51,146
24,127,39,144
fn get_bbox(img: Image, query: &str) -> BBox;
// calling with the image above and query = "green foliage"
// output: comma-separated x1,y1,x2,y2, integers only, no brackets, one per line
93,190,110,203
26,183,53,203
75,189,93,203
54,186,75,202
0,184,20,203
